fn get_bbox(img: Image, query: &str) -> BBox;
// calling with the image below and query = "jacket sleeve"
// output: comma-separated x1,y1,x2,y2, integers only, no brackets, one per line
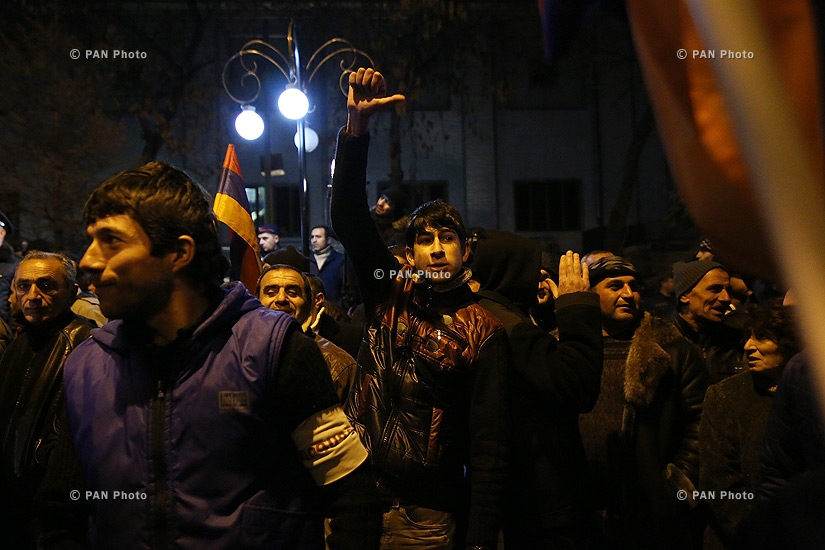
330,129,399,314
699,381,754,539
508,291,603,411
465,329,510,548
669,339,710,486
276,329,381,549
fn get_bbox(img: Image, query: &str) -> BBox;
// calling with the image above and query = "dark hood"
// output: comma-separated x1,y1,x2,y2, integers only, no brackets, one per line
471,229,542,313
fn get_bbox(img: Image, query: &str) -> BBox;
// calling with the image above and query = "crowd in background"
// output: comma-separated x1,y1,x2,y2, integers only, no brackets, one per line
0,68,821,550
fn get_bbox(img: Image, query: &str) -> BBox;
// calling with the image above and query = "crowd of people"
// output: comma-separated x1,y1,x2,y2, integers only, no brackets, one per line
0,68,820,549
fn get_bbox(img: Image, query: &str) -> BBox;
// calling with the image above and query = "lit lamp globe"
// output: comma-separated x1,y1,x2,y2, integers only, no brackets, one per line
278,87,309,120
294,127,319,153
235,106,264,140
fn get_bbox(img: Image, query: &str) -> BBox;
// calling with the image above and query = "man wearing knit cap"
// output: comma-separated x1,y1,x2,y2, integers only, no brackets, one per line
0,208,21,323
672,260,747,382
580,255,709,549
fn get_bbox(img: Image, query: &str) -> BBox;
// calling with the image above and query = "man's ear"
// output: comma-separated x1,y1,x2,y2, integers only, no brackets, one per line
170,235,197,273
314,291,325,311
405,246,414,266
462,239,471,263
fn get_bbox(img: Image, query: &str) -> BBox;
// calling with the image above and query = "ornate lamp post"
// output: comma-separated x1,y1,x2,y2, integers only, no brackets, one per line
222,21,375,255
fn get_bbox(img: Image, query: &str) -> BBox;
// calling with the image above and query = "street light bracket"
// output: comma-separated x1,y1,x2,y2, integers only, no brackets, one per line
304,38,377,96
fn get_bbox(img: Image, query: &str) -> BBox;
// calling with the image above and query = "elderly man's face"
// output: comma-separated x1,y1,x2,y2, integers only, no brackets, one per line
680,268,731,326
14,258,75,324
258,267,311,324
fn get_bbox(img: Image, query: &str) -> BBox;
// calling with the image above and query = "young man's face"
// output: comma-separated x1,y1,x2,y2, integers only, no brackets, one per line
310,228,329,253
257,267,311,324
374,196,393,216
14,258,76,325
80,214,176,321
593,275,642,331
680,268,731,326
406,226,469,283
258,232,279,253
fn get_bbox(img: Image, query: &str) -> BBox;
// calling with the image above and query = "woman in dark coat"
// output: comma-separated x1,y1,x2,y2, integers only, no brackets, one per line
699,300,800,548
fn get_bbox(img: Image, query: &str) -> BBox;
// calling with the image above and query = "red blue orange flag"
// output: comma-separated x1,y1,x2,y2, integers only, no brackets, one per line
213,144,262,290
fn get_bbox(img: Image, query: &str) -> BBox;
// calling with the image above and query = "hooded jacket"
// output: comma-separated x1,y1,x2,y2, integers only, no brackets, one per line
471,230,604,546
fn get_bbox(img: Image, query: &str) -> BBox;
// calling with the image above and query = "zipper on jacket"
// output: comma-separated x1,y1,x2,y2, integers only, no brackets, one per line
375,317,419,466
150,376,170,548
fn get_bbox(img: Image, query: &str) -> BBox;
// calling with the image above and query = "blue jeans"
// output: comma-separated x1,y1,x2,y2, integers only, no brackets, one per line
380,500,456,549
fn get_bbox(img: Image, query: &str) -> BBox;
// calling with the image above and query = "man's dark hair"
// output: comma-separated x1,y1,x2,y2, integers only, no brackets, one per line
83,162,228,286
405,199,466,248
18,250,77,288
311,225,336,241
306,273,326,298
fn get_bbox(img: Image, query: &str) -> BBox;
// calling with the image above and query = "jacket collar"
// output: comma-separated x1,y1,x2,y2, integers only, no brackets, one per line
624,312,686,408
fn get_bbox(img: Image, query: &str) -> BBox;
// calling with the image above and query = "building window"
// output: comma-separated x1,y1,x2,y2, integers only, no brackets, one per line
246,185,301,237
514,179,581,231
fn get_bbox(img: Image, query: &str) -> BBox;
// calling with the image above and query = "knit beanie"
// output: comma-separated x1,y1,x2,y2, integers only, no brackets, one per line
673,260,727,297
588,256,641,288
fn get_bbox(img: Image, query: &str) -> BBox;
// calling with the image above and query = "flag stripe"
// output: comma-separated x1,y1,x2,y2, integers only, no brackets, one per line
214,144,262,290
213,192,258,249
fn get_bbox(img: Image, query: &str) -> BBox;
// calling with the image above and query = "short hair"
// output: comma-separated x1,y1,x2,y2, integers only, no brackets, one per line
83,161,228,285
310,225,336,240
255,264,311,301
306,273,326,298
17,250,77,288
405,199,466,248
745,299,800,361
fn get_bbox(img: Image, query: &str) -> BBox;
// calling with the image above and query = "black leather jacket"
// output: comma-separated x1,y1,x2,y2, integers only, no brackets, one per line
0,310,94,547
0,311,93,480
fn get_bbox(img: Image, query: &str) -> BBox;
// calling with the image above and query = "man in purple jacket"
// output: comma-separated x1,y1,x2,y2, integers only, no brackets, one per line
64,161,380,549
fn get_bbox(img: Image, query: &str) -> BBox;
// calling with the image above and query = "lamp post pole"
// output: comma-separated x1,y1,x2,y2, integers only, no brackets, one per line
290,25,311,256
222,21,375,258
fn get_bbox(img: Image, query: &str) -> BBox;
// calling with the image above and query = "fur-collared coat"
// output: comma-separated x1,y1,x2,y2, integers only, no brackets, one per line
581,312,710,549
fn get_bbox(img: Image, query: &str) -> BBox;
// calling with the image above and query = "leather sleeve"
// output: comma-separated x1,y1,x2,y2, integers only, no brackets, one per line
669,339,710,484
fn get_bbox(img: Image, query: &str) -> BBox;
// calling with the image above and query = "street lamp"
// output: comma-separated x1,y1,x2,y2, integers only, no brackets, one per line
221,21,375,255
